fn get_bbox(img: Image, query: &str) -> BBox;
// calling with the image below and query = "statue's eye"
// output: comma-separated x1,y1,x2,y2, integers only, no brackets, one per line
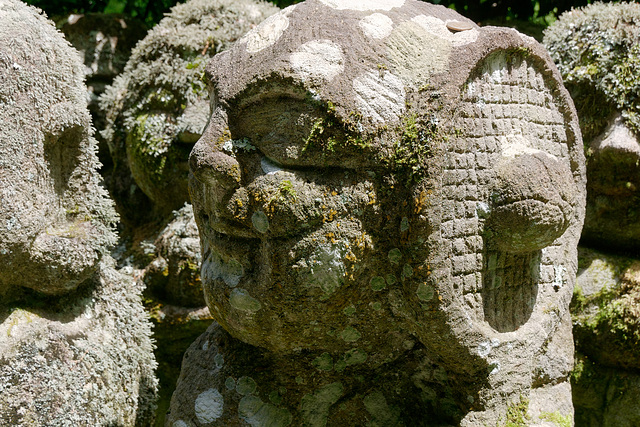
229,96,374,170
229,97,326,168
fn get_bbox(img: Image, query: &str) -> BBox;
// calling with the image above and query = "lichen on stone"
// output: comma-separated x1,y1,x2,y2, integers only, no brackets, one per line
544,2,640,141
100,0,279,221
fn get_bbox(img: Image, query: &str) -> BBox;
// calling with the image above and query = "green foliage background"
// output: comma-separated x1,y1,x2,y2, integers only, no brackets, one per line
25,0,625,29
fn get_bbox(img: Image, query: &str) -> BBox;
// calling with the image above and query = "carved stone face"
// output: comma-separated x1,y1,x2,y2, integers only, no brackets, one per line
0,0,117,296
190,0,585,378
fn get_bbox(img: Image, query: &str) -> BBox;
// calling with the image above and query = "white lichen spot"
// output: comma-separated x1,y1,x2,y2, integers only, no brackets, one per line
353,70,405,124
359,13,394,39
385,21,450,87
201,250,244,287
340,326,361,342
290,40,344,83
304,244,346,296
230,288,262,313
416,282,434,302
194,388,224,423
252,211,270,233
214,353,224,368
261,157,283,175
500,135,558,161
489,361,501,375
411,15,478,46
319,0,405,11
225,377,236,390
477,339,500,358
236,376,258,395
285,145,300,159
476,201,491,219
553,265,566,289
241,6,296,53
172,421,189,427
202,341,209,351
239,395,293,427
223,138,257,154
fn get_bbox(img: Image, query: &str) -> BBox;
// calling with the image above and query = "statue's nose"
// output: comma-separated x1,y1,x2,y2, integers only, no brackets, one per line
487,150,577,253
189,111,241,192
190,144,241,190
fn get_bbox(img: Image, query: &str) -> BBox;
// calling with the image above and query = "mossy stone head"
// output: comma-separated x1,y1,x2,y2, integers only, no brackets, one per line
0,0,117,295
190,0,586,377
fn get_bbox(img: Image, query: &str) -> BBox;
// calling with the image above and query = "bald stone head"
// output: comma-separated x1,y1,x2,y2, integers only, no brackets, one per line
0,0,117,296
190,0,585,376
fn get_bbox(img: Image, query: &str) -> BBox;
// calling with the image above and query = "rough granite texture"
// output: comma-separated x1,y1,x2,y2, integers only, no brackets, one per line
99,0,279,225
544,2,640,251
572,247,640,427
0,258,158,426
0,0,157,424
0,0,117,296
144,204,205,307
170,0,586,425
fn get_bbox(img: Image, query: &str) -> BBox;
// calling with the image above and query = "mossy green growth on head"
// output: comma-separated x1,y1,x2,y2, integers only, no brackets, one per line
302,100,372,155
539,411,572,427
544,2,640,140
502,395,530,427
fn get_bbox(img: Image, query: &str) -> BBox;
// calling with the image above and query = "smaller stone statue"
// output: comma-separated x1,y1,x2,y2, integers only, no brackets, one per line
0,1,156,424
100,0,280,226
544,1,640,252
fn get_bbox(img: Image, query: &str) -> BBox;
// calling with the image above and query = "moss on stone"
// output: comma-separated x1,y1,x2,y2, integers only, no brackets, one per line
539,411,572,427
302,101,371,155
300,382,344,427
502,395,530,427
544,2,640,140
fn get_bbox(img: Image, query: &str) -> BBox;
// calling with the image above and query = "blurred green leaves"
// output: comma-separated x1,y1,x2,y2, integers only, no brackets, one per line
26,0,621,34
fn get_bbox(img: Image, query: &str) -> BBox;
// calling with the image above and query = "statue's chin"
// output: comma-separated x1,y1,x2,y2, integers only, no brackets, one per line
26,224,101,295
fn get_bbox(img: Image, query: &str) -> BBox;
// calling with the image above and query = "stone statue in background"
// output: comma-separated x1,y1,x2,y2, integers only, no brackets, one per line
0,0,157,424
169,0,586,425
545,4,640,426
544,2,640,253
98,0,279,311
57,12,147,168
100,0,279,226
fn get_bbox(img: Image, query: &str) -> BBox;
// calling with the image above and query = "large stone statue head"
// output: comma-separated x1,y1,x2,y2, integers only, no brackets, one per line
188,0,585,422
0,0,117,296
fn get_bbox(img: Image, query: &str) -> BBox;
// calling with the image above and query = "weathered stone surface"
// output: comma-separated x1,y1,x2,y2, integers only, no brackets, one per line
544,3,640,251
57,13,147,165
0,259,158,426
570,247,640,427
100,0,279,225
0,0,117,296
0,1,157,424
573,247,640,370
174,0,586,425
572,352,640,427
149,305,213,426
144,204,204,307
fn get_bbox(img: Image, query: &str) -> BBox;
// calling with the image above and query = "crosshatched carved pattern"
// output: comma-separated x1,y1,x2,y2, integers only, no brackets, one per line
445,52,570,331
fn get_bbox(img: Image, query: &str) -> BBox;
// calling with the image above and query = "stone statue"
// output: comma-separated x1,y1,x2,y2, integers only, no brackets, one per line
100,0,279,226
544,2,640,253
169,0,586,425
545,4,640,425
0,0,156,424
57,12,147,167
